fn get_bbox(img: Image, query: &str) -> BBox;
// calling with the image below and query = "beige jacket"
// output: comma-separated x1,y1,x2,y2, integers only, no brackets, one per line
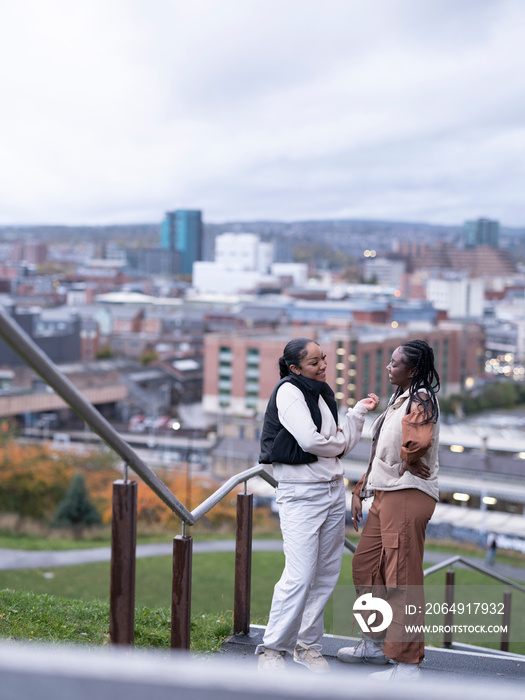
356,389,440,502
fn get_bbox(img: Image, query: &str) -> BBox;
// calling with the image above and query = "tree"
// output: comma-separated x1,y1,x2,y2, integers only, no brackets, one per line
96,345,114,359
139,349,158,365
53,473,101,537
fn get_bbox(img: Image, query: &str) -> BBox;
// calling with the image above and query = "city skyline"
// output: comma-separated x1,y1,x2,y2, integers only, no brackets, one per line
2,1,525,227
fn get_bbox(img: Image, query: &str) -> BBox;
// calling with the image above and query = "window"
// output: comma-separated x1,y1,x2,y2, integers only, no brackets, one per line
346,340,358,403
245,347,260,409
363,353,370,396
219,346,233,362
375,348,383,395
246,348,260,364
442,340,448,393
218,346,232,404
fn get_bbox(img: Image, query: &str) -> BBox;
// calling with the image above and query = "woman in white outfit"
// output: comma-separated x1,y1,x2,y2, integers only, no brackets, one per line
256,337,379,672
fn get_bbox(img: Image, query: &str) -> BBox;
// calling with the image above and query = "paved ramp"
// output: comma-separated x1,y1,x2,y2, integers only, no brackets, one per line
222,625,525,683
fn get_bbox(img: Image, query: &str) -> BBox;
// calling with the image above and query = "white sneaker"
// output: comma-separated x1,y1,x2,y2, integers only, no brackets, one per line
336,638,389,665
371,662,420,681
257,648,286,672
293,642,330,673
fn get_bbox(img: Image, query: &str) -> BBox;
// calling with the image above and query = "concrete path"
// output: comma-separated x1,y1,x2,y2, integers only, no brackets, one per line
0,539,284,570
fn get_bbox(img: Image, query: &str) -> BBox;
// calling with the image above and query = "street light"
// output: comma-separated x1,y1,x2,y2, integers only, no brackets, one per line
170,420,181,464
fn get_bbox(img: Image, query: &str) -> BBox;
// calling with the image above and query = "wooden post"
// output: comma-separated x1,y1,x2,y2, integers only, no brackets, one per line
109,479,137,646
234,492,253,635
171,534,193,649
443,569,455,649
501,590,511,652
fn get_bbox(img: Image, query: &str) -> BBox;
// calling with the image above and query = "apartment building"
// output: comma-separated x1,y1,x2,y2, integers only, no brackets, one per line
203,323,485,417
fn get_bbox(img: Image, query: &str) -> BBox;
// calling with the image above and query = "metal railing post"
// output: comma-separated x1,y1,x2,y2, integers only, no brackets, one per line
233,491,253,635
109,479,137,645
171,533,193,650
443,569,455,648
501,590,511,652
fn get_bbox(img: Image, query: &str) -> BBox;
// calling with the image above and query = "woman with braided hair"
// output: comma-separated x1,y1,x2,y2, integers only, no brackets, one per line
337,340,440,681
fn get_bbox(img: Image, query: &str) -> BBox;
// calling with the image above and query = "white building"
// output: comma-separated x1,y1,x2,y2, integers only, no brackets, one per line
215,233,273,273
193,232,278,294
193,233,311,295
493,298,525,363
362,258,405,288
270,262,308,287
426,277,484,318
192,262,266,294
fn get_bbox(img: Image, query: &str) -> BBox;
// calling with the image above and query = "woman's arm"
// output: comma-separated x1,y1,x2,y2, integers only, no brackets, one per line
276,384,347,457
339,393,380,457
350,474,366,532
399,402,434,479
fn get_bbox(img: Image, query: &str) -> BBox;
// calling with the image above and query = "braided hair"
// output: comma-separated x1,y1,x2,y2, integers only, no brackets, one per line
393,339,440,423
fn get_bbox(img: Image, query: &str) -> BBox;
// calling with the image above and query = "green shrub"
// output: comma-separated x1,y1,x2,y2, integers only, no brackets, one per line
53,473,101,537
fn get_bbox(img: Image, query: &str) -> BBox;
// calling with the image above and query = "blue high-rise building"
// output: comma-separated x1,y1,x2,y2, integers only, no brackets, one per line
161,209,203,275
463,218,499,248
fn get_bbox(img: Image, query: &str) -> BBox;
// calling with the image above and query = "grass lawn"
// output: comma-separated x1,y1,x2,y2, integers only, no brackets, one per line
0,550,279,618
0,589,231,652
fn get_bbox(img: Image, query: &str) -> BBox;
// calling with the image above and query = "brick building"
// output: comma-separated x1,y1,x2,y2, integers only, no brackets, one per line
203,322,485,417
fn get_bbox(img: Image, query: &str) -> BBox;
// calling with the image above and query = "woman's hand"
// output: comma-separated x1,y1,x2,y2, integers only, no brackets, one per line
358,393,380,412
400,458,431,479
351,493,363,532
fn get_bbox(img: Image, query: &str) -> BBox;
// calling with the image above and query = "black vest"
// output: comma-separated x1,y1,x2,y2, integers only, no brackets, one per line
259,374,339,465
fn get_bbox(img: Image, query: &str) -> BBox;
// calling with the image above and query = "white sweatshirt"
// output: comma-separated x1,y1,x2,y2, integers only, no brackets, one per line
273,382,368,483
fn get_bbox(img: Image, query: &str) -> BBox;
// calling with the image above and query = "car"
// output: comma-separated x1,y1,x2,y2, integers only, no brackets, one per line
128,415,145,432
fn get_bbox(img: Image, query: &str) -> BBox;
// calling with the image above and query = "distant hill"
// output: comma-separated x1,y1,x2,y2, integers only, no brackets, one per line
2,219,524,250
204,218,461,237
0,224,160,243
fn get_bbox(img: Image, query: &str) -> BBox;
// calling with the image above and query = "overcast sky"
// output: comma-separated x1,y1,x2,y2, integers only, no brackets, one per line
1,0,525,227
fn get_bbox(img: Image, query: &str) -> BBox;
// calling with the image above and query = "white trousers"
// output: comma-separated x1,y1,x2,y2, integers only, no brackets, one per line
257,476,346,655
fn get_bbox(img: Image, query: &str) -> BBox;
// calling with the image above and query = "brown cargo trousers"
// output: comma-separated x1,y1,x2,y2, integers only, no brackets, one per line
352,488,436,663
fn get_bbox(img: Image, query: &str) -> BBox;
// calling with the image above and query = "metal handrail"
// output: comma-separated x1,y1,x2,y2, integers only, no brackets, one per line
191,464,277,521
424,554,525,593
344,537,356,553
